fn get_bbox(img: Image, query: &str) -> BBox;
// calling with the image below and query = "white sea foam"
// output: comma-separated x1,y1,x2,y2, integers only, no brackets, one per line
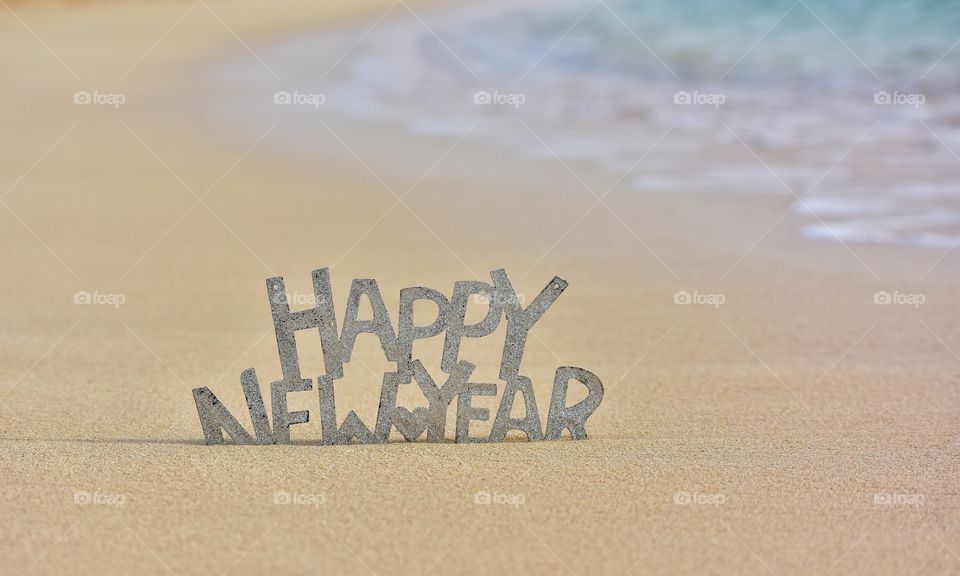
203,0,960,249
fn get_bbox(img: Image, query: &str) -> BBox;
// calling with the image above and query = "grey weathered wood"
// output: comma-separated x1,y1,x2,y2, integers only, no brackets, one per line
193,267,604,445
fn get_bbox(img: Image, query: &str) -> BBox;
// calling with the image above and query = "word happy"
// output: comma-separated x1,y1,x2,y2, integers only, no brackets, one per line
192,268,603,445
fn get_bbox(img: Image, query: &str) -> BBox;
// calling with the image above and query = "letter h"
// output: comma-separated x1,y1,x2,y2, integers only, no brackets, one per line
267,267,344,382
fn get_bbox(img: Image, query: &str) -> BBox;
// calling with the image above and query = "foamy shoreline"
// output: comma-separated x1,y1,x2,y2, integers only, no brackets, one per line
204,0,960,251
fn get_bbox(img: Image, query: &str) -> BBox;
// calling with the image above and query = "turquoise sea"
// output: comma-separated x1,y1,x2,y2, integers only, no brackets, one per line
207,0,960,249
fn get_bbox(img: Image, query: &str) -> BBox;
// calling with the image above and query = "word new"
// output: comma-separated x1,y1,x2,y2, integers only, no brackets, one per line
193,268,603,445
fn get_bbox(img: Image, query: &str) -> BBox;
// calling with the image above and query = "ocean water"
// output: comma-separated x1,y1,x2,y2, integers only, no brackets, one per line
206,0,960,249
456,0,960,81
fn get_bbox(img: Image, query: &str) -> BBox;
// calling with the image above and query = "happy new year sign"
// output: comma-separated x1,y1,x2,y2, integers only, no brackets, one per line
192,267,603,445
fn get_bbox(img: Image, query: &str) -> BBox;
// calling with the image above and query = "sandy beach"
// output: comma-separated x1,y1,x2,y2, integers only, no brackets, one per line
1,0,959,574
